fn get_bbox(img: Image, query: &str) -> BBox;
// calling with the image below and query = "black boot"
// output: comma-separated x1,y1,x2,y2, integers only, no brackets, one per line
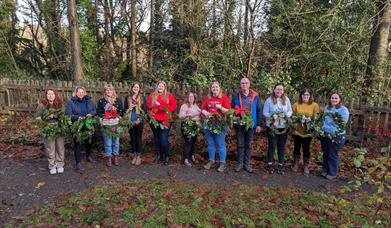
154,152,160,164
163,156,169,166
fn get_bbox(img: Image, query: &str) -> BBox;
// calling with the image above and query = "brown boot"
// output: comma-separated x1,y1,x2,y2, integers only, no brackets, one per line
113,156,119,166
131,155,137,165
304,163,310,174
135,155,141,166
292,160,299,172
106,156,112,167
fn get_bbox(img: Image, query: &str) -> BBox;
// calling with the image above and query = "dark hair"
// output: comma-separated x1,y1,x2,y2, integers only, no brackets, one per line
298,88,313,104
327,92,343,109
271,83,286,105
185,92,197,107
41,89,63,109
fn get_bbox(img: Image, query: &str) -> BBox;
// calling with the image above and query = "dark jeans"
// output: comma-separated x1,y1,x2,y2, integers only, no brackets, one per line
320,135,345,177
129,124,144,154
293,135,312,164
183,136,197,160
150,124,170,158
267,127,288,164
236,127,254,167
74,140,93,164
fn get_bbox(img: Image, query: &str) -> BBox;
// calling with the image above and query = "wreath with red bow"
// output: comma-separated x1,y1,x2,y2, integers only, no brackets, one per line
226,105,254,131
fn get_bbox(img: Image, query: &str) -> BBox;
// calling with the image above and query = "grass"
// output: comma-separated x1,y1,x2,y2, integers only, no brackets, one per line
17,179,390,227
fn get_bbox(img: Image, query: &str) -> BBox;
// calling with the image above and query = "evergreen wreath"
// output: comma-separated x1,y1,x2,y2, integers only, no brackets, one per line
181,118,201,139
204,114,226,135
226,105,254,131
36,109,72,140
268,110,291,136
71,117,98,144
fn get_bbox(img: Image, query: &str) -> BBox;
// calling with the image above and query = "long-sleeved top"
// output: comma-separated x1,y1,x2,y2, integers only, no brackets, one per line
66,96,97,122
263,96,292,128
292,102,320,137
96,97,124,118
322,106,349,135
147,92,177,123
178,103,201,121
124,95,147,122
231,89,263,128
201,94,231,118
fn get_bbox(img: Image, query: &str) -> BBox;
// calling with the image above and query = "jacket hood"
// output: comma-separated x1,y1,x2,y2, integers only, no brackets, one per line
71,95,91,102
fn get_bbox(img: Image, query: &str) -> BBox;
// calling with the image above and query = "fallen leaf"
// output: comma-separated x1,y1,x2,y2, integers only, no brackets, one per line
35,182,45,189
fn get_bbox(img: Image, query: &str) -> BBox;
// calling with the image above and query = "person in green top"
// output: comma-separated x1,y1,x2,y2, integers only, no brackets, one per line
36,89,66,175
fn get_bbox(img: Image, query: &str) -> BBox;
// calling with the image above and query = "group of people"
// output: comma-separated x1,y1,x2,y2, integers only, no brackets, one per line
36,78,349,180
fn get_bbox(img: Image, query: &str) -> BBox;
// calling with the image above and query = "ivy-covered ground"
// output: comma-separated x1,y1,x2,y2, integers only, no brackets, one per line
0,115,390,226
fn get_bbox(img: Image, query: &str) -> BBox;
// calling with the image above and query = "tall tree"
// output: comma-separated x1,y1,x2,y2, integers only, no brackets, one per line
68,0,84,82
365,0,391,94
131,0,137,79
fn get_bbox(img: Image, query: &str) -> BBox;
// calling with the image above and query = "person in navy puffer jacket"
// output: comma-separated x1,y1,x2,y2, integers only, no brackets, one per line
66,86,97,173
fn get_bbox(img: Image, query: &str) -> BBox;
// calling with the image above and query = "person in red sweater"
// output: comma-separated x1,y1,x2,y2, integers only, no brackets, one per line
201,81,231,172
147,81,177,165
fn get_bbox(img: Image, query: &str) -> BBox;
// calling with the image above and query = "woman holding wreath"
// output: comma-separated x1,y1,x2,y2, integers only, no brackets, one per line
124,82,147,166
97,84,124,167
178,92,201,167
320,93,349,180
291,88,320,174
66,86,97,172
147,81,177,166
201,81,231,172
36,89,66,175
263,83,292,175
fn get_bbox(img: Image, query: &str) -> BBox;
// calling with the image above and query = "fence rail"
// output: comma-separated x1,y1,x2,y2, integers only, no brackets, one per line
0,78,390,145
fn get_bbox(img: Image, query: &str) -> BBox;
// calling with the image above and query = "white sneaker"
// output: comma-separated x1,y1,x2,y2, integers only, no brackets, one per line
49,168,57,175
57,167,64,174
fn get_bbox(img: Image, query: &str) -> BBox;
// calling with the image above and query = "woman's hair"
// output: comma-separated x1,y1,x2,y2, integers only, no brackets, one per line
185,92,196,107
271,83,286,105
327,92,343,109
41,89,63,109
128,82,143,110
152,81,168,103
104,84,117,104
208,81,222,98
73,85,87,97
298,88,313,105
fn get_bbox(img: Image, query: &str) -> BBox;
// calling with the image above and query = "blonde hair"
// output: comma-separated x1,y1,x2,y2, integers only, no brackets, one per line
152,81,168,104
208,81,222,99
104,84,117,104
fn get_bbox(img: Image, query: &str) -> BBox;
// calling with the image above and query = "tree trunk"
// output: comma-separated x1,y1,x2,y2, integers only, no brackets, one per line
131,0,137,79
365,1,391,93
67,0,84,83
149,0,154,68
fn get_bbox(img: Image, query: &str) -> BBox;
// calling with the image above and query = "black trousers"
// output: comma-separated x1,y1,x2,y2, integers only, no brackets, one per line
293,135,312,164
183,136,197,161
236,127,254,167
266,127,288,164
129,124,144,154
74,140,93,164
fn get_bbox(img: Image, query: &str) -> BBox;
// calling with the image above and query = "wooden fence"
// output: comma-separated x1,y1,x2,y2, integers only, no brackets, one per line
0,78,390,145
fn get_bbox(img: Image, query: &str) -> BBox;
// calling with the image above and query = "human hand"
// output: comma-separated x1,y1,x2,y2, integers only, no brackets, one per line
256,126,261,133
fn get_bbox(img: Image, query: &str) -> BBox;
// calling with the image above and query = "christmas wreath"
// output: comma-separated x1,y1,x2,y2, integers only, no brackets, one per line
36,109,72,140
204,114,226,135
149,106,171,130
121,109,147,129
181,118,201,139
268,111,291,136
226,105,254,131
99,103,125,138
291,113,313,134
314,111,346,143
71,117,98,143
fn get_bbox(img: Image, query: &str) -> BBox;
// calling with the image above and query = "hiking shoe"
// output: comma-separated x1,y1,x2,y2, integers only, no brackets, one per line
191,155,198,164
113,156,119,166
234,163,243,172
204,160,215,170
76,163,84,173
86,156,96,163
217,163,226,172
135,155,141,166
292,161,299,172
57,167,64,174
303,164,310,175
321,172,327,178
266,164,274,174
325,175,336,180
163,156,170,166
184,159,192,167
131,155,137,165
244,165,253,173
106,156,112,167
49,168,57,175
277,164,285,175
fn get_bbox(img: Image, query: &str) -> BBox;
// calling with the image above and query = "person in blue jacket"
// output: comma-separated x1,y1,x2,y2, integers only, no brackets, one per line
66,86,97,172
321,93,350,180
231,77,262,173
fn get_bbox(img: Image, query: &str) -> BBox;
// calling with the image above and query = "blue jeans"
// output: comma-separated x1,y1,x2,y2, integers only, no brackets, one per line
320,135,345,177
204,126,227,162
101,129,120,157
150,124,170,157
